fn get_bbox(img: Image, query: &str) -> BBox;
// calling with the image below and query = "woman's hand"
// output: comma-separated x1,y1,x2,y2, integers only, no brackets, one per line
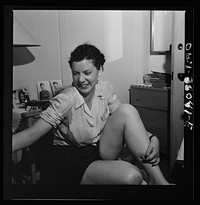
140,136,160,166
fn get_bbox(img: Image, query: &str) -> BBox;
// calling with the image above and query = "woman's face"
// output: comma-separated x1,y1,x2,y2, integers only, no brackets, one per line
71,59,101,98
19,93,25,100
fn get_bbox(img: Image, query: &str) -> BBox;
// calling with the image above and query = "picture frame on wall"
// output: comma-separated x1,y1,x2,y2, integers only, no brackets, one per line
36,81,52,101
13,87,31,109
50,79,63,97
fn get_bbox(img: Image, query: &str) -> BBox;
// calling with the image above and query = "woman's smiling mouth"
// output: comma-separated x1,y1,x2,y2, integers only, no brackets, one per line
78,83,90,89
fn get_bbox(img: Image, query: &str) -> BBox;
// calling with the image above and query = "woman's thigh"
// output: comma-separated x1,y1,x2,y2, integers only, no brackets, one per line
99,104,149,160
99,105,127,159
81,159,143,185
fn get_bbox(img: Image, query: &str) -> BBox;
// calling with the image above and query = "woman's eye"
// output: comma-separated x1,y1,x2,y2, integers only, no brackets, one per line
85,72,91,76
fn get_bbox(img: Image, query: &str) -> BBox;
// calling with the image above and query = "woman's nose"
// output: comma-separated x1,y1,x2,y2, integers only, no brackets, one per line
78,73,85,83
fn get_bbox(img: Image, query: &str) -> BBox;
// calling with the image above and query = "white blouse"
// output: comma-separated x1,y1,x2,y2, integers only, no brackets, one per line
39,80,121,147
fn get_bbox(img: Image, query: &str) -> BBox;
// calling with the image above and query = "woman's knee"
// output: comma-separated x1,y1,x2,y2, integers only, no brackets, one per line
117,104,140,120
124,167,143,185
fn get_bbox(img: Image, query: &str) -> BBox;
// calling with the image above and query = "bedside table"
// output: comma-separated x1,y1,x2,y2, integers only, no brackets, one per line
129,85,170,155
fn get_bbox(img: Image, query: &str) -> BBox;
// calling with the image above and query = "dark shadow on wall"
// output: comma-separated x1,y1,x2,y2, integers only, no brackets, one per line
163,51,171,74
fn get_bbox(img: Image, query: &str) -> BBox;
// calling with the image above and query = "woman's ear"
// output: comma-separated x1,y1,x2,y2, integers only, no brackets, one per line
98,66,103,77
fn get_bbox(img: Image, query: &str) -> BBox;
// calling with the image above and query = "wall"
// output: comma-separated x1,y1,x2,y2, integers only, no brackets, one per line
13,10,62,100
59,10,156,104
59,10,130,103
13,10,170,103
101,11,149,103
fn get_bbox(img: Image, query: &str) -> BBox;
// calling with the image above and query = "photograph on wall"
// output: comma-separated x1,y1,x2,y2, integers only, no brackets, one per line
13,87,31,109
36,81,52,101
50,79,63,97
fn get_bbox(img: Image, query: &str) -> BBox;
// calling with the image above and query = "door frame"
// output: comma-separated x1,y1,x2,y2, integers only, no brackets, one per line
170,11,185,171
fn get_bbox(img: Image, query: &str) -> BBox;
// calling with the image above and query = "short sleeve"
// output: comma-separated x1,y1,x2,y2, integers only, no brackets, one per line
39,88,74,127
105,81,121,114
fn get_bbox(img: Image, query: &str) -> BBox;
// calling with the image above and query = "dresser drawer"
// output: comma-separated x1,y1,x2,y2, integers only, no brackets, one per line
130,86,170,111
136,107,169,130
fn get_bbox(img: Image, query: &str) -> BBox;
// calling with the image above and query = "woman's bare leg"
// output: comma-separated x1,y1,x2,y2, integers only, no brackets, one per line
81,160,143,185
99,104,169,185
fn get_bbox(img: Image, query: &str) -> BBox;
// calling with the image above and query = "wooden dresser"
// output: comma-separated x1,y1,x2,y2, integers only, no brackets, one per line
129,85,170,155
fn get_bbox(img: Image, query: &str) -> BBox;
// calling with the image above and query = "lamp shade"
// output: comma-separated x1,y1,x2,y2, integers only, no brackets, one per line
13,47,35,66
13,17,40,47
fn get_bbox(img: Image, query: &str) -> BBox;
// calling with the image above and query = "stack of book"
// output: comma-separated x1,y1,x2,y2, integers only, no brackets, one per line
144,71,171,88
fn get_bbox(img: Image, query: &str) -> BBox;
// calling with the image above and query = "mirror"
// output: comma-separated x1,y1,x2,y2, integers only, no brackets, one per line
150,10,173,54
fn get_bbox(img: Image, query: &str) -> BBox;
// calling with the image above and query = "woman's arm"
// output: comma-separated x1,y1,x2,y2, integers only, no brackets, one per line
12,118,52,152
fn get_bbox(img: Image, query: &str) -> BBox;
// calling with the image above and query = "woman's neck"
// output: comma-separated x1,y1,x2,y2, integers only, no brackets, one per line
83,88,95,111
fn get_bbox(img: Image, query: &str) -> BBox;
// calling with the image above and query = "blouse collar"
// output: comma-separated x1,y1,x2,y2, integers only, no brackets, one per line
74,81,105,109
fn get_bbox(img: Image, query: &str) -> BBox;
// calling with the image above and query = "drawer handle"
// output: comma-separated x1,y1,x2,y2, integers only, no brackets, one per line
136,96,141,101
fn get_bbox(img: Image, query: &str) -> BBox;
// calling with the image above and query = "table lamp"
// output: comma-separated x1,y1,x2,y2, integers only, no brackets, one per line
13,17,40,66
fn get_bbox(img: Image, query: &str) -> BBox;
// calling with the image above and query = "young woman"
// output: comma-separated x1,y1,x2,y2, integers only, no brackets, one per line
13,43,170,185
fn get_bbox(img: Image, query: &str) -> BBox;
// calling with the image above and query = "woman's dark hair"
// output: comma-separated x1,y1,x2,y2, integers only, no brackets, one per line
18,89,25,103
68,43,106,71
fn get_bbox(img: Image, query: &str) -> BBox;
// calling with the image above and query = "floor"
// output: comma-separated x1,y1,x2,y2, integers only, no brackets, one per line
159,154,185,185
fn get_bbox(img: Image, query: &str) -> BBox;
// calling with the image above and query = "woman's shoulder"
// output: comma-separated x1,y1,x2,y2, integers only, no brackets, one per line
97,80,116,99
61,85,75,95
98,80,114,93
98,80,113,89
52,85,75,103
